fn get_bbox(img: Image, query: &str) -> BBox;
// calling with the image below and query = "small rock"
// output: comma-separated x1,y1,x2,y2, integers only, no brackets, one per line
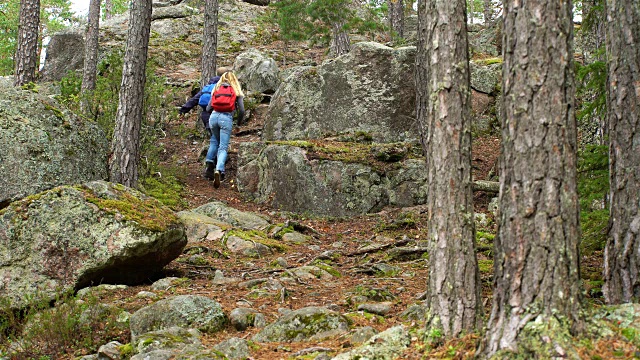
136,291,158,299
275,257,288,267
98,341,123,360
357,302,393,316
214,337,251,360
150,277,181,291
282,231,308,244
230,308,260,331
349,326,379,345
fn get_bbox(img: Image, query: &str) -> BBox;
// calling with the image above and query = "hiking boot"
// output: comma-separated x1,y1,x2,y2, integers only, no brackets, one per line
204,163,215,180
213,170,221,188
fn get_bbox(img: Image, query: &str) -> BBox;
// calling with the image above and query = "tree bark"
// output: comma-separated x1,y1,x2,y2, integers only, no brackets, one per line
416,0,480,337
201,0,218,86
330,22,350,57
388,0,404,39
109,0,153,187
14,0,40,86
81,0,101,111
480,0,583,356
104,0,114,20
603,0,640,304
483,0,492,25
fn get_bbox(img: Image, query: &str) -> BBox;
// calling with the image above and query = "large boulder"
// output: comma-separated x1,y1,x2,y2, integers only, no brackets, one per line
0,181,186,308
237,142,428,216
233,48,281,95
0,82,109,206
264,42,418,143
40,30,85,81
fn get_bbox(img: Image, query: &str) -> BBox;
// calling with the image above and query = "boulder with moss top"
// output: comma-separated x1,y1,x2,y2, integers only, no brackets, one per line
252,306,350,343
331,325,410,360
0,181,186,309
193,201,269,229
0,81,109,206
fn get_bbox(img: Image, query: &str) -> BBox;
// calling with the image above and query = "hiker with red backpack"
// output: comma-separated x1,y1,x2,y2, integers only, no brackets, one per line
178,67,230,135
203,71,245,188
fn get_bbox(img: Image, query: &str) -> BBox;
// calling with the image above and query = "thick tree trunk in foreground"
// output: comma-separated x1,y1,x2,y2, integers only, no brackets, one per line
603,0,640,304
109,0,153,187
202,0,219,86
481,0,583,355
416,0,480,337
388,0,404,39
14,0,40,86
81,0,101,111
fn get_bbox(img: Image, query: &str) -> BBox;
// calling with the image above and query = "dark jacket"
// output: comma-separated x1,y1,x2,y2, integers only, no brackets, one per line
179,76,221,114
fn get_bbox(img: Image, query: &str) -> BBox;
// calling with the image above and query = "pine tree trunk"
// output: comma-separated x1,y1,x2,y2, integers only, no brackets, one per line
388,0,404,39
81,0,101,111
483,0,492,25
14,0,40,86
603,0,640,304
109,0,153,187
104,0,114,20
330,22,350,57
202,0,218,86
480,0,583,355
416,0,480,337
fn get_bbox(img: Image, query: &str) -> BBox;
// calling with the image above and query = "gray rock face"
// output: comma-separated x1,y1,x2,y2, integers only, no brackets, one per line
0,85,109,206
331,325,410,360
252,306,350,343
234,48,281,95
214,337,251,360
264,42,418,143
237,143,429,216
470,61,502,94
0,181,186,309
193,201,269,229
40,30,85,81
129,295,227,341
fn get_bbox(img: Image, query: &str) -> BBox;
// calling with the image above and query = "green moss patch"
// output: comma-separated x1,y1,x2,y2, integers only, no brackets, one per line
269,140,423,173
80,185,177,232
225,229,289,252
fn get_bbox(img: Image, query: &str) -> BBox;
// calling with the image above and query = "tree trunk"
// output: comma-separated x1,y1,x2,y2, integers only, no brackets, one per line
14,0,40,86
109,0,153,187
201,0,218,86
330,22,350,57
416,0,480,337
104,0,114,20
603,0,640,304
483,0,492,25
388,0,404,39
480,0,583,356
81,0,101,111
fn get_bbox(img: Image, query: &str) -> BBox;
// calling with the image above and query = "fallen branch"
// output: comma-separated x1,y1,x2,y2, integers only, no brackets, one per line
346,238,411,257
473,180,499,193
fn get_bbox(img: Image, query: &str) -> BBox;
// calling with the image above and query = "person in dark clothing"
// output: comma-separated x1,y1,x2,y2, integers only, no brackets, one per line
178,76,220,135
178,67,230,134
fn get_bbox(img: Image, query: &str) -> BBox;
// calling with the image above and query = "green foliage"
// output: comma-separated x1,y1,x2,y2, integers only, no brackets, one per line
101,0,129,20
57,51,186,208
0,292,128,359
577,144,609,254
265,0,385,50
576,59,607,145
0,0,81,76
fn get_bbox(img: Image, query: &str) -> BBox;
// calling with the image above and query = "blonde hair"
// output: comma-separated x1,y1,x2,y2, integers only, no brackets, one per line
214,71,244,97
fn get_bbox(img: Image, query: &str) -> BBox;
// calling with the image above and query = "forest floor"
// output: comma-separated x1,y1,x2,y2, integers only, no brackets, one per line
82,105,628,359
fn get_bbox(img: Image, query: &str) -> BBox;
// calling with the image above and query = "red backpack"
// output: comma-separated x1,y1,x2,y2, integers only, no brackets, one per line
210,83,237,112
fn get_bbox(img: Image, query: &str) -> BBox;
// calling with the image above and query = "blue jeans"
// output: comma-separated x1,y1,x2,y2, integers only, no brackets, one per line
206,111,233,173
